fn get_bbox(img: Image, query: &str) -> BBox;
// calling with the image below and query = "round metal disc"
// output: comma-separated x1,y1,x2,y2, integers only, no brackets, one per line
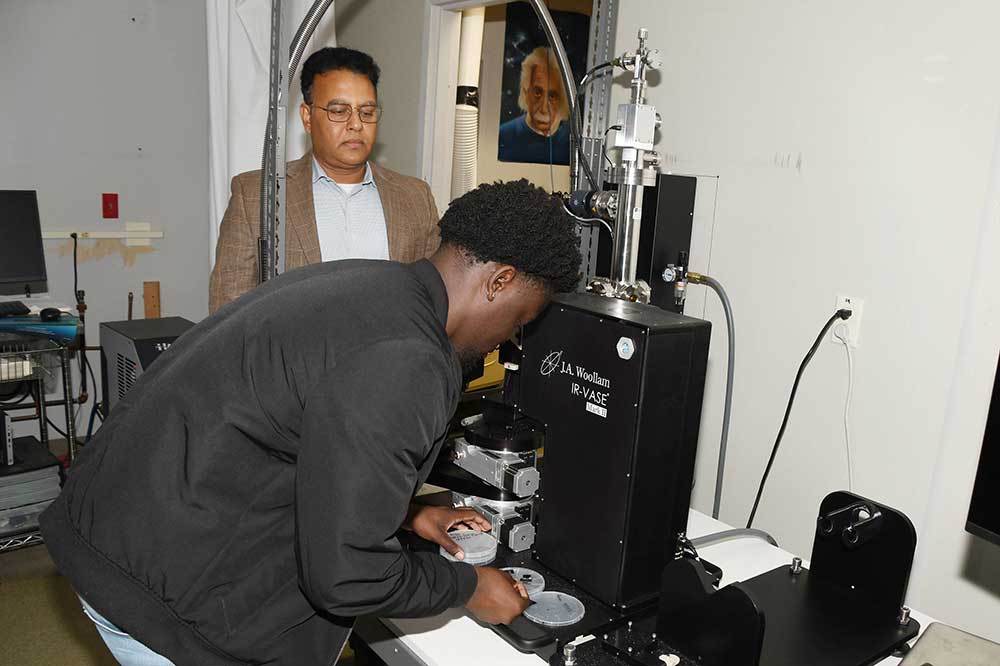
523,591,585,627
501,567,546,598
439,530,497,565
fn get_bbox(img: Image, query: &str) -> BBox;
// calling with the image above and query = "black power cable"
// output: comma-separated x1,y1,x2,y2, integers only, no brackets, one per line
71,233,79,298
746,308,852,529
71,232,88,396
602,124,622,170
0,383,31,406
84,352,100,418
1,380,29,400
46,416,70,441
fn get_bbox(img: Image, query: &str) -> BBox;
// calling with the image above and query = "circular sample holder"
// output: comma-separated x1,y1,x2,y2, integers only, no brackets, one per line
439,530,497,565
501,566,546,598
523,591,586,628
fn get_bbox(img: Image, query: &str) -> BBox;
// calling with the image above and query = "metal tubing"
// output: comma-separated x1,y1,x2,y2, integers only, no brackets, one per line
689,528,778,549
259,0,336,283
259,0,284,283
61,346,76,461
527,0,578,183
37,382,47,445
288,0,334,81
687,272,737,520
611,182,643,284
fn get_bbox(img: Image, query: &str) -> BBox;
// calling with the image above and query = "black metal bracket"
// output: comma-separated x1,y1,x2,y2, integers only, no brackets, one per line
548,491,920,666
811,491,916,618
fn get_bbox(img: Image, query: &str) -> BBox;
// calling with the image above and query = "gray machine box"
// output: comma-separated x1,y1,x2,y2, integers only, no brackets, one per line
100,317,194,415
519,292,710,609
1,411,13,467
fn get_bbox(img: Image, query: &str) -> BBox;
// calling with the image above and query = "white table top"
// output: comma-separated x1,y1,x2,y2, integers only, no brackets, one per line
376,510,934,666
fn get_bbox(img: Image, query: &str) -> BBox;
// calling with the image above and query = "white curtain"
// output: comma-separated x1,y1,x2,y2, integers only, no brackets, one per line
206,0,337,268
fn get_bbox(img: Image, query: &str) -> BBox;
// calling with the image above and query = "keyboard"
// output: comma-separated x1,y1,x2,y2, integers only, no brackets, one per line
0,301,30,317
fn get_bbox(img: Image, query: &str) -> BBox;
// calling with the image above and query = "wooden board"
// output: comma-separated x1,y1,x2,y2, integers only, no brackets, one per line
143,281,160,319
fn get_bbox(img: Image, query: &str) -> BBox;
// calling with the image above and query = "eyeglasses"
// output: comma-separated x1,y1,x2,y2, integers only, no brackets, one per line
313,103,382,124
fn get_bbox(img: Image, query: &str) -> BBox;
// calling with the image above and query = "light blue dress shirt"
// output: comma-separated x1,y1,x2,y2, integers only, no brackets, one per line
311,158,389,261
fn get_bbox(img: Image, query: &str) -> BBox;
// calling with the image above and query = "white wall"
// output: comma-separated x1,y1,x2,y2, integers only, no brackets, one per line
0,0,210,433
334,0,431,179
611,0,1000,638
907,114,1000,636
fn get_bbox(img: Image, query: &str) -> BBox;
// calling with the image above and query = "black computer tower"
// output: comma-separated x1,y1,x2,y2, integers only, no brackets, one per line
518,292,711,608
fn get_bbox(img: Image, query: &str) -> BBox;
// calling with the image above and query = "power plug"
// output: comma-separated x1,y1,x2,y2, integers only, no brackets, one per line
831,296,864,347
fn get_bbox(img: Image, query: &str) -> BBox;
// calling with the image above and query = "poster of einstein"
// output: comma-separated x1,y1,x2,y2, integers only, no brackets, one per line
498,2,590,165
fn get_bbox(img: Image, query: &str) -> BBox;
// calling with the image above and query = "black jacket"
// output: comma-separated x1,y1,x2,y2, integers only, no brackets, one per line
41,259,477,665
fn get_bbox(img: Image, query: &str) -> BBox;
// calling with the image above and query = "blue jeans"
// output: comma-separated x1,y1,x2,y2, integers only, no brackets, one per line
80,597,176,666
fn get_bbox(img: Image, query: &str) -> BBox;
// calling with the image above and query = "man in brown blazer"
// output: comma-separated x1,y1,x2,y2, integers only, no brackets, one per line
209,47,439,314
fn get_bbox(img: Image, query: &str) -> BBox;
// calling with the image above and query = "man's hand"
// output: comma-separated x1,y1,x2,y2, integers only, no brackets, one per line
404,505,492,560
466,567,531,625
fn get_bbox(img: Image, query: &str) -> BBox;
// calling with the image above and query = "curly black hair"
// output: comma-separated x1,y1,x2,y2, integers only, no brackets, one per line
301,47,380,105
439,180,581,293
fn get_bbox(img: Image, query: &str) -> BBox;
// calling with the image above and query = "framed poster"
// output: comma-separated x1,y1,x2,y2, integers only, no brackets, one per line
497,2,590,166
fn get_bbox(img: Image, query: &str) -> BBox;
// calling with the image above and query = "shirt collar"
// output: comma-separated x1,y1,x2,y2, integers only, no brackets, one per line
312,157,375,187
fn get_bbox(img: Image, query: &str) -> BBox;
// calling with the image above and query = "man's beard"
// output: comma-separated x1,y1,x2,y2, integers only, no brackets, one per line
457,347,487,386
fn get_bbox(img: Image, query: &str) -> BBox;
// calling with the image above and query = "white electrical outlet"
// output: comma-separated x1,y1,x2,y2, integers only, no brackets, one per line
832,295,864,348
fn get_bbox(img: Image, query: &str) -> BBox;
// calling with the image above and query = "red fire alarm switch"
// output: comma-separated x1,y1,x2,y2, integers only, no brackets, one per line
102,193,119,219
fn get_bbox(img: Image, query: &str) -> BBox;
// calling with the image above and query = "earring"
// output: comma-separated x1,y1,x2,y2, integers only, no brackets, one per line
487,293,495,302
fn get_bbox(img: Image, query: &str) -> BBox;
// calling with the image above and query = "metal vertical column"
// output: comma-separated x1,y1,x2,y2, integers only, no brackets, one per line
577,0,618,282
35,372,48,450
60,347,76,461
260,0,288,283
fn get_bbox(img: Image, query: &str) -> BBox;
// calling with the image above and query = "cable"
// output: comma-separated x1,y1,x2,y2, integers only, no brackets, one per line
561,202,614,239
83,349,103,444
85,402,101,443
571,63,614,190
79,350,103,446
602,125,622,170
288,0,334,85
0,388,31,406
570,62,615,190
71,232,89,396
548,133,555,194
746,308,852,529
580,63,614,88
527,0,597,191
84,352,100,418
46,416,69,440
688,273,736,520
1,381,29,402
833,324,855,492
539,0,555,194
32,375,81,443
689,528,778,549
70,233,79,299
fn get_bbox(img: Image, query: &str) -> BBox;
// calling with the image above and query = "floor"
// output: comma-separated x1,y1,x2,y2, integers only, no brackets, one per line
0,541,358,665
2,432,117,666
0,543,117,666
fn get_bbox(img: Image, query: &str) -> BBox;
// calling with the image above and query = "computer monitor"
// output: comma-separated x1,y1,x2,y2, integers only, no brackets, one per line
966,353,1000,546
0,190,47,296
